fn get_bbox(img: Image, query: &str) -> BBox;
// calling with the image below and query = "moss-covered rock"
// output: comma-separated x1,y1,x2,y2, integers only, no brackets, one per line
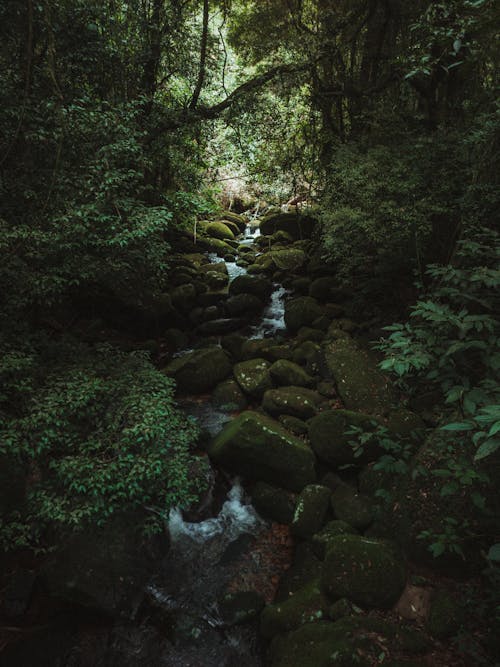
271,230,295,245
270,360,315,388
208,411,316,491
198,317,245,335
291,485,332,539
292,341,321,373
279,415,309,436
163,347,232,394
219,591,265,626
212,379,248,411
308,277,338,302
426,591,464,639
259,212,317,239
284,296,323,333
307,409,381,468
260,579,329,638
262,386,324,420
196,236,235,257
251,482,297,524
386,409,426,443
323,337,393,414
242,339,292,362
220,211,247,232
311,521,358,559
234,358,273,398
276,543,323,602
328,597,361,620
229,274,273,300
296,327,325,343
270,248,306,271
226,293,264,317
170,283,197,313
331,485,374,531
321,535,406,608
206,220,236,240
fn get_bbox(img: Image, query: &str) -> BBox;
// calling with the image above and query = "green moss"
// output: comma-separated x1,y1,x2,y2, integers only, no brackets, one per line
321,535,406,608
206,221,235,240
312,521,358,559
234,358,273,398
291,485,332,539
284,296,323,333
262,386,324,420
163,347,232,394
251,481,297,524
270,359,315,388
260,579,329,638
208,411,316,491
330,484,374,531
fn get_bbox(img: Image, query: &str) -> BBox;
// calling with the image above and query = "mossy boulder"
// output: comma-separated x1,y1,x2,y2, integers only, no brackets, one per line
196,236,235,257
208,411,316,491
220,211,247,232
276,543,323,601
219,591,265,626
163,347,232,394
387,409,426,443
296,327,325,343
284,296,322,333
270,248,306,271
271,230,295,245
330,485,374,531
321,535,406,608
229,274,273,300
242,339,292,362
251,482,297,524
292,341,321,373
262,386,324,420
197,317,245,335
307,409,381,468
259,212,317,239
311,521,358,559
279,415,308,436
268,616,429,667
270,360,315,388
170,283,197,313
212,379,248,411
426,591,464,639
308,277,339,302
291,485,332,539
260,579,329,638
226,293,264,317
234,358,273,398
323,338,393,414
206,221,235,241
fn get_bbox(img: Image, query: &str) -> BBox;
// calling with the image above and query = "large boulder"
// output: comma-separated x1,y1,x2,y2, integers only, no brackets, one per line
220,211,247,232
284,297,322,333
197,317,245,335
206,221,235,241
262,387,324,420
322,337,393,414
163,347,232,394
311,520,358,559
321,535,406,608
226,293,263,317
234,358,273,398
208,411,316,491
268,617,429,667
212,379,248,411
251,482,297,524
291,485,332,539
270,248,306,271
259,212,317,239
260,579,329,638
270,360,315,388
229,274,273,300
308,276,339,302
307,409,381,468
330,484,374,531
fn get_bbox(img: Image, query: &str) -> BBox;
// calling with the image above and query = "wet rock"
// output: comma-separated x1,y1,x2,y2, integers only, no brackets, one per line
259,212,317,239
262,387,324,420
284,296,322,333
219,591,265,626
311,521,358,559
242,340,292,362
208,411,316,491
322,337,393,414
221,333,246,361
212,379,248,411
206,221,235,240
291,485,332,539
260,579,329,638
226,293,264,317
308,409,381,467
234,358,273,398
269,359,314,388
321,535,406,608
163,347,232,393
330,484,374,531
198,318,245,335
229,274,273,300
251,481,297,524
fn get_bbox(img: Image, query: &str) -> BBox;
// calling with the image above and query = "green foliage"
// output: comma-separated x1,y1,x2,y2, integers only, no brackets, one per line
0,334,207,551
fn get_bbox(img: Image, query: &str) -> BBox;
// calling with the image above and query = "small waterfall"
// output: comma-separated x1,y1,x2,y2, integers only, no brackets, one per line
250,285,289,338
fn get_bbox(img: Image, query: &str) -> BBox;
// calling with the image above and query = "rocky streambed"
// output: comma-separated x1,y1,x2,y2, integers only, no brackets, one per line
0,209,470,666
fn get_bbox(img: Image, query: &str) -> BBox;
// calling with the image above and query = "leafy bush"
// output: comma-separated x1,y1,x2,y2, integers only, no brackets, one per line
0,335,207,551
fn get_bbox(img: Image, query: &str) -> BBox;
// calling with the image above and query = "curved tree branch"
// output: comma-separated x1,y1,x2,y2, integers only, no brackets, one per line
189,0,210,109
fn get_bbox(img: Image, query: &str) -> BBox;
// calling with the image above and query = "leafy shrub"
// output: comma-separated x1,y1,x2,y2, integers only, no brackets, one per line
0,334,207,551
